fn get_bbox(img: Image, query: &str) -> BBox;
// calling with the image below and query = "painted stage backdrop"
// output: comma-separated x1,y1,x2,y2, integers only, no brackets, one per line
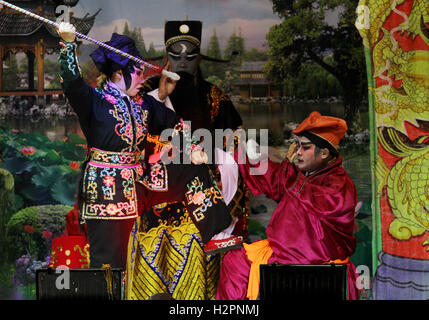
357,0,429,299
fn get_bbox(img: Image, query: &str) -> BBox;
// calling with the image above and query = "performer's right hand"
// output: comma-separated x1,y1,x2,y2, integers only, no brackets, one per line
57,22,76,43
158,62,177,100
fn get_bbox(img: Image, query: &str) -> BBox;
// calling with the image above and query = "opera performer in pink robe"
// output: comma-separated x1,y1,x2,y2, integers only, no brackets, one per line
216,111,360,300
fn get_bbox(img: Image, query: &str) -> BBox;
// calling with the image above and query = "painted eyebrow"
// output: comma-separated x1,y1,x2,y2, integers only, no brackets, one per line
132,65,144,73
168,45,200,54
168,51,198,56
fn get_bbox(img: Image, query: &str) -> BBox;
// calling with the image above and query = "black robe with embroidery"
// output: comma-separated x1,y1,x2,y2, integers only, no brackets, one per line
139,70,249,238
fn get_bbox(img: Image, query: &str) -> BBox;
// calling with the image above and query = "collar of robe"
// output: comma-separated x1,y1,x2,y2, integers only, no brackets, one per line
304,156,341,178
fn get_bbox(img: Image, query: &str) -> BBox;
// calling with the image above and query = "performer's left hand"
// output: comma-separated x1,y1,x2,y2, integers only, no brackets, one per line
286,141,297,163
158,62,176,100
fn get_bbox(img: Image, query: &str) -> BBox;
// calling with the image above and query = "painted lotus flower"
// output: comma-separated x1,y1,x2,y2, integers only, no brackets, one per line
20,146,37,156
24,225,35,234
69,161,80,170
42,230,53,239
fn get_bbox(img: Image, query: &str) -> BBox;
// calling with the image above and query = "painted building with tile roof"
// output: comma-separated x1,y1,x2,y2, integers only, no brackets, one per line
0,0,99,96
233,61,284,98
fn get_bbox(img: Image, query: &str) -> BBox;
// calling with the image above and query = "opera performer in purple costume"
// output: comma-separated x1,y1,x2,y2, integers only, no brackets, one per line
56,23,235,270
216,111,360,300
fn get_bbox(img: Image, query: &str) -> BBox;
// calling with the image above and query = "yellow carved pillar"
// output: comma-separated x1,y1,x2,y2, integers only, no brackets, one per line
36,39,44,94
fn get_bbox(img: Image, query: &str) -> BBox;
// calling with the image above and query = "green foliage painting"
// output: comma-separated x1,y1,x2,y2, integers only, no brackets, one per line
265,0,368,133
0,125,87,209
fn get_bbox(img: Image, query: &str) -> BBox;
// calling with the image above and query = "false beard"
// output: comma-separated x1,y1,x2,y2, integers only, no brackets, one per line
175,72,196,89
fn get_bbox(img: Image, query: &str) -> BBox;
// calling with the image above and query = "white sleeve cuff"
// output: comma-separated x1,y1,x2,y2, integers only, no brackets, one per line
148,89,175,112
246,139,261,160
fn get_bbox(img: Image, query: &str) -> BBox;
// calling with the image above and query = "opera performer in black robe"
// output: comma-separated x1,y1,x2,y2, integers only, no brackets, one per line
125,20,249,300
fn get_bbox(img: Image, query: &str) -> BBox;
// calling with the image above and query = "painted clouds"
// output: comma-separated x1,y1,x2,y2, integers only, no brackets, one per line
72,0,281,49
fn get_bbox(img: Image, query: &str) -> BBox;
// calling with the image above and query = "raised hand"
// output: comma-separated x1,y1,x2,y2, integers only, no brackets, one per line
57,22,76,43
286,141,297,163
158,62,177,101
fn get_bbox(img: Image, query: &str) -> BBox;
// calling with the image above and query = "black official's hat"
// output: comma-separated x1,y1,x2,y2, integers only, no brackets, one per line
147,20,238,63
164,20,202,48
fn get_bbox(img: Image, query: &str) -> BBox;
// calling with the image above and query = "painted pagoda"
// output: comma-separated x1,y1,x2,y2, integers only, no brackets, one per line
0,0,99,97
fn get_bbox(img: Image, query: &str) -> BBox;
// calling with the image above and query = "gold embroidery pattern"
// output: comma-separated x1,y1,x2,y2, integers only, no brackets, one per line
127,212,220,300
146,134,170,154
101,169,116,201
90,149,141,166
96,86,148,150
48,245,63,268
84,199,137,219
185,176,224,222
207,85,230,123
85,166,98,203
81,149,141,220
74,244,90,269
140,162,168,191
165,35,200,47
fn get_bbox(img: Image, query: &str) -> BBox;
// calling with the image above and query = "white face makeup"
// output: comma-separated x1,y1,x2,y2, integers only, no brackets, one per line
295,136,325,173
111,66,145,97
166,40,200,75
126,66,145,97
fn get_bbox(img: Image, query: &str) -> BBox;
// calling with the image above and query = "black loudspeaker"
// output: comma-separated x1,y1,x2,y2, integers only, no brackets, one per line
36,268,124,300
259,264,348,300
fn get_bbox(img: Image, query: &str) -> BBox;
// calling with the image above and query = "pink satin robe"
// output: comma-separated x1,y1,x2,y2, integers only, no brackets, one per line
216,154,360,300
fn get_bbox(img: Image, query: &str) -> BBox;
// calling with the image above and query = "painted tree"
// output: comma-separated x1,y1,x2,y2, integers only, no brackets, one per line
122,23,148,58
132,27,148,58
265,0,367,133
2,54,20,91
123,21,131,37
224,27,245,68
202,28,225,79
244,48,268,61
147,43,158,58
